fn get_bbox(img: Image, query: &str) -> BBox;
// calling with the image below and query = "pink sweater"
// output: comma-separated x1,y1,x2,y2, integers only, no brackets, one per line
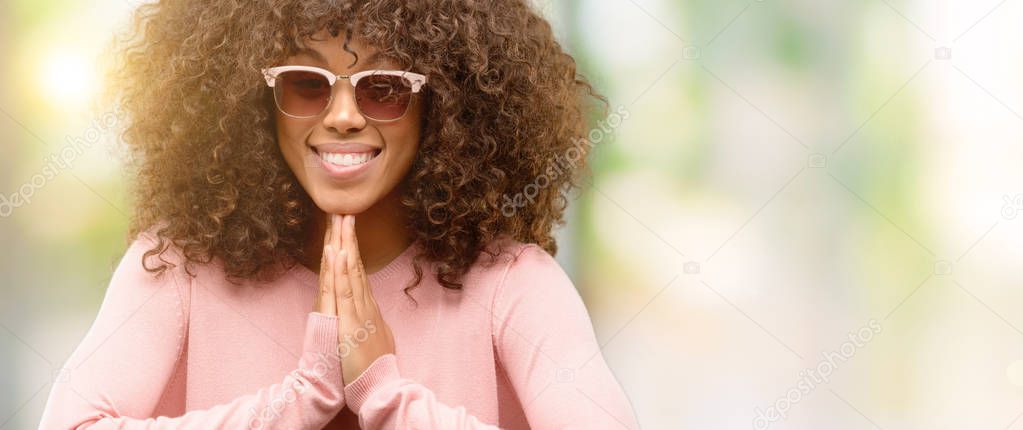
37,228,638,429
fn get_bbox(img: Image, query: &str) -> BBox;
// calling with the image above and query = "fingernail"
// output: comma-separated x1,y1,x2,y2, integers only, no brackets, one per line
349,215,355,227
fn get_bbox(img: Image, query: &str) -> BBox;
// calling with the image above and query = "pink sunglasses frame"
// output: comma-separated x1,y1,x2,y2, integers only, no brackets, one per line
261,65,429,121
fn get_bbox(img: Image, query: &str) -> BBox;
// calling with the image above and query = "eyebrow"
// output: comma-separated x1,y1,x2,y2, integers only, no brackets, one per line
294,48,390,69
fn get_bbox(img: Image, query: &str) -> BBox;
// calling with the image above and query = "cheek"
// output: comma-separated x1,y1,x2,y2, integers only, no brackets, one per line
275,116,318,175
381,122,422,173
275,115,309,148
384,102,424,162
275,117,325,201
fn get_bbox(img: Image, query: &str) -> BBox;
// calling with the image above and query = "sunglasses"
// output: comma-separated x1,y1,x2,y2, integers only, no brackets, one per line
261,65,428,121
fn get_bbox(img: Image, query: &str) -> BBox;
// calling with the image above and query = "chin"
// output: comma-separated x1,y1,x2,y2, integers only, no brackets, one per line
309,188,379,215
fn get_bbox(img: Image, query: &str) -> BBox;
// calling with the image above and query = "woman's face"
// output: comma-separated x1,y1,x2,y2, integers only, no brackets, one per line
274,33,423,215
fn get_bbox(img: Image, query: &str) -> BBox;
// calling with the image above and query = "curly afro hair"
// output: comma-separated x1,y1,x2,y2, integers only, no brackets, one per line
107,0,608,291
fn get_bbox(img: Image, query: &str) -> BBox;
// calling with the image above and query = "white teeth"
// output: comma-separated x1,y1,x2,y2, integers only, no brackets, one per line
318,150,377,167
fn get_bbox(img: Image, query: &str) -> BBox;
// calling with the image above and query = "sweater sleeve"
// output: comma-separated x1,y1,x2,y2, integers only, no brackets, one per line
343,353,501,429
490,244,639,429
339,244,639,429
37,234,345,429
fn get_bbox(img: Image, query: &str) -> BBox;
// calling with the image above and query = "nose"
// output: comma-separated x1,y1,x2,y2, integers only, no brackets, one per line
321,80,367,134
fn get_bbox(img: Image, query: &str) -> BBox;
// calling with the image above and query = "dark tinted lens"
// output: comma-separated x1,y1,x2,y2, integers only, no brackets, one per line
275,71,332,117
355,74,413,120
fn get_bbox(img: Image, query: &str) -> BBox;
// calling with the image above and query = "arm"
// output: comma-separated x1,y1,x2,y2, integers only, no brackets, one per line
342,354,501,429
37,233,345,429
340,244,638,429
490,244,639,429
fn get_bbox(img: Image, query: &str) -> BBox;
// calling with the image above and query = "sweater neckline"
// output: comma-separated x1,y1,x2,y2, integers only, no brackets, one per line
288,239,419,287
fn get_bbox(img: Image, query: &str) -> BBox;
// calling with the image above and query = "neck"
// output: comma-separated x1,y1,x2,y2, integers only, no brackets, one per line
300,187,412,276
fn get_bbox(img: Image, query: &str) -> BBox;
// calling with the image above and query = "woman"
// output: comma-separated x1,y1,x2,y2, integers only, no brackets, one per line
39,0,638,428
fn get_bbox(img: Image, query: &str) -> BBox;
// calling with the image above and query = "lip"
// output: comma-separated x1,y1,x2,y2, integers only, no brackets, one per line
311,142,380,154
309,144,382,181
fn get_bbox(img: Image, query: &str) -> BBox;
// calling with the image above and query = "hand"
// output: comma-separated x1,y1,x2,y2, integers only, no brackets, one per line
328,214,396,385
314,213,340,316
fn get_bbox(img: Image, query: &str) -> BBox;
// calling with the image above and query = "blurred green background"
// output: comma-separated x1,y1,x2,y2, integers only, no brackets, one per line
4,0,1023,428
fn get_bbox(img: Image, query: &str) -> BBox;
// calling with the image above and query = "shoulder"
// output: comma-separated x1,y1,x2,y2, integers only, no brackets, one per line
123,222,188,280
481,237,596,347
112,222,194,301
127,221,290,287
90,223,193,340
472,236,578,308
469,235,564,284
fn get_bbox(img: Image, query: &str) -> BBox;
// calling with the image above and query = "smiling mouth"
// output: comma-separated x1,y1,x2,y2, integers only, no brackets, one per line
311,147,382,167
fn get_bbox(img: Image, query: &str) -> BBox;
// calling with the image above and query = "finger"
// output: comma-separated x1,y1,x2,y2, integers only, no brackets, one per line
341,215,370,313
328,214,344,316
318,214,332,280
347,215,369,286
315,214,337,315
349,215,384,315
347,216,380,313
317,245,337,315
330,214,342,253
341,215,368,315
334,248,358,322
322,214,332,250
